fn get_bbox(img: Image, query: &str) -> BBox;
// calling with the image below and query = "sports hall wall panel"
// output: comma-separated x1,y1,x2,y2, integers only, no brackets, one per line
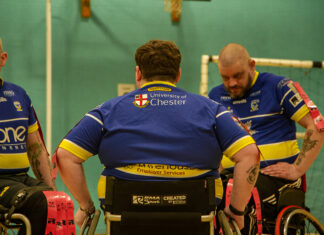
1,0,323,233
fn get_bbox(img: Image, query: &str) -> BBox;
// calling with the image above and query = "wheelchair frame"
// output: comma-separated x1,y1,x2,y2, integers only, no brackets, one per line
80,209,241,235
0,213,31,235
105,211,216,235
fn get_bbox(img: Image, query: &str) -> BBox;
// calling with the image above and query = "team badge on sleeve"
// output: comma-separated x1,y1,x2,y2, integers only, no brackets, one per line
287,82,303,107
133,94,150,108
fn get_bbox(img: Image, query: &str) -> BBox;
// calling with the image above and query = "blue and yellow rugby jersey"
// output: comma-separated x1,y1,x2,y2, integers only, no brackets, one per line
209,72,309,169
59,81,255,203
0,77,38,174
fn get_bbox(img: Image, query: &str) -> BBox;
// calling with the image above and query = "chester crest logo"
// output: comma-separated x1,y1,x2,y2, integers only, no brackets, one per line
133,94,150,108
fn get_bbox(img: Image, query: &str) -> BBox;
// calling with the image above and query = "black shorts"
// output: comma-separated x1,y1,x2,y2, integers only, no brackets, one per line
0,173,52,235
0,173,49,207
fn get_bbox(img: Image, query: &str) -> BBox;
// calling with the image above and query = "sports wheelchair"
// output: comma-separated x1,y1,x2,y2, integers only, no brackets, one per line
96,176,240,235
221,172,324,235
272,187,323,235
253,187,324,235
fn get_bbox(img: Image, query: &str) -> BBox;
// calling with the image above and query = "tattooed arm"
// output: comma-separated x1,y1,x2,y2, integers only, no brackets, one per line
26,130,57,190
261,113,324,180
224,143,260,229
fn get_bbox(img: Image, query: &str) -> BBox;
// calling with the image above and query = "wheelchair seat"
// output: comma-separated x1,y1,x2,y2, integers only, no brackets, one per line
102,176,218,235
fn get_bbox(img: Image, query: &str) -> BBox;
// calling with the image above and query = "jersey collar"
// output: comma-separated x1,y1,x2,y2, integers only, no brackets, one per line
141,81,176,88
251,71,259,87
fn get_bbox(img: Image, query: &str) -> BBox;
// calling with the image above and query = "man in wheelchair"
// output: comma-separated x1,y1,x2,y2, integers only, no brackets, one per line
219,169,307,234
209,43,324,234
0,37,58,234
55,39,260,234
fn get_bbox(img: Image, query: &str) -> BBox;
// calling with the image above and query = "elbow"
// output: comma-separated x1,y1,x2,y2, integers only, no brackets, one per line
247,143,260,165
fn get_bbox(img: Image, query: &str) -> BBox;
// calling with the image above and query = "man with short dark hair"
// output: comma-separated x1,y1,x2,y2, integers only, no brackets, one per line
56,40,260,229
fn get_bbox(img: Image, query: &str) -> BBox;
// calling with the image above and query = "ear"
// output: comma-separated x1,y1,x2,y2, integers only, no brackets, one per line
135,66,142,82
135,66,143,89
175,68,181,84
0,52,8,67
248,59,256,70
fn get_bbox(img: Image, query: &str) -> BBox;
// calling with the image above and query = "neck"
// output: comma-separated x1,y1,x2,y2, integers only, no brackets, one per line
139,76,176,88
147,75,175,83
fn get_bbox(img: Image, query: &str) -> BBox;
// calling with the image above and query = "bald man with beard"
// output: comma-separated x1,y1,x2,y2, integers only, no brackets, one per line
209,43,324,234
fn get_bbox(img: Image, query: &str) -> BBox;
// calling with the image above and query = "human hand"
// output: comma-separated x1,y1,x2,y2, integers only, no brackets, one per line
224,206,244,230
75,208,88,228
261,162,300,180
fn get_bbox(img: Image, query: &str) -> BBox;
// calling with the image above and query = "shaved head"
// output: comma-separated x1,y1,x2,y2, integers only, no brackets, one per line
217,43,255,99
218,43,251,67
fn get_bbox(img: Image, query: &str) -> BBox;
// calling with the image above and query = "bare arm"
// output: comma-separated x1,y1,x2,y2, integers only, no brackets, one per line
261,113,324,180
56,148,94,227
26,130,56,190
224,143,260,229
218,162,224,173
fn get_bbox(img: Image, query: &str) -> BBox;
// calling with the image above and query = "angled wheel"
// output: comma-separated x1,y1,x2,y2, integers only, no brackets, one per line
230,219,241,235
217,210,241,235
80,209,101,235
275,205,324,235
218,210,233,235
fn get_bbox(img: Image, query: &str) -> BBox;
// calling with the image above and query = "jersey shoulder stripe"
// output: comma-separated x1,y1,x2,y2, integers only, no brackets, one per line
59,139,93,160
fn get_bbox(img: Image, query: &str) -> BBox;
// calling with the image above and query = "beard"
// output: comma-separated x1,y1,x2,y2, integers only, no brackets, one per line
225,74,253,99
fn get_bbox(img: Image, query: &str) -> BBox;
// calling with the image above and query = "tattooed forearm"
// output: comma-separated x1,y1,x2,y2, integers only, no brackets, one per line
296,130,318,165
27,143,43,180
246,164,259,184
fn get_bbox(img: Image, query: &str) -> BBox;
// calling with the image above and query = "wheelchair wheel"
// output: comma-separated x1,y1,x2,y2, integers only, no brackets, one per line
80,209,101,235
230,219,241,235
275,205,324,235
217,210,241,235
